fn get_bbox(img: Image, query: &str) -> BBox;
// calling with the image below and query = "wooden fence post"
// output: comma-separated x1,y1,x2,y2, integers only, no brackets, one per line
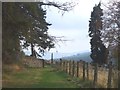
64,61,66,71
66,61,68,73
75,62,77,77
107,61,112,88
63,61,65,71
83,61,86,81
118,71,120,89
55,61,58,69
72,60,75,77
67,61,69,74
51,53,53,64
64,61,66,72
61,60,63,71
60,59,62,68
67,61,69,73
93,63,98,88
79,60,82,77
69,60,71,75
76,61,79,77
86,62,89,80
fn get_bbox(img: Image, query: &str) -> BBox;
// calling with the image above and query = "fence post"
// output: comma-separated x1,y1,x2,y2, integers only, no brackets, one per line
72,60,75,77
83,61,86,81
118,71,120,89
64,61,66,71
76,61,79,77
61,60,63,71
66,61,68,73
69,60,71,75
55,61,58,69
67,61,69,73
51,53,53,64
86,62,89,80
64,61,66,72
107,61,112,88
93,63,98,88
63,61,65,71
60,59,62,69
79,60,82,77
67,61,69,74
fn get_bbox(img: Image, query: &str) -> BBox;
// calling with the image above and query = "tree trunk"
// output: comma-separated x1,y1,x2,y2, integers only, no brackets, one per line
31,43,36,57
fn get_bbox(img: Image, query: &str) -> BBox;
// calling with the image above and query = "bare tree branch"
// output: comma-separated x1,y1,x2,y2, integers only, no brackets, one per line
39,1,78,12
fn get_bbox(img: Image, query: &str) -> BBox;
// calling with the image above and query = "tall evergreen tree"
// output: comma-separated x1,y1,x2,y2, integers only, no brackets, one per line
2,2,75,64
2,2,54,63
88,3,108,65
19,3,54,58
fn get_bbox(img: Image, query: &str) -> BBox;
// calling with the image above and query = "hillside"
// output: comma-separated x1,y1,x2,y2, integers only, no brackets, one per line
61,52,92,62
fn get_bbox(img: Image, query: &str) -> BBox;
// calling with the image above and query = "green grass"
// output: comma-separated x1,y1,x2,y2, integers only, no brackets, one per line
2,65,105,88
3,65,78,88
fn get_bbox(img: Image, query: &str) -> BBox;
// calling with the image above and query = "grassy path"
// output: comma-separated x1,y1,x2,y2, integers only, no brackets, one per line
3,65,78,88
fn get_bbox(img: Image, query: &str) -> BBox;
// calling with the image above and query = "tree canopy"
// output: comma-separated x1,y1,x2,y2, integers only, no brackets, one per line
102,1,120,47
2,2,76,63
102,0,120,68
2,2,53,63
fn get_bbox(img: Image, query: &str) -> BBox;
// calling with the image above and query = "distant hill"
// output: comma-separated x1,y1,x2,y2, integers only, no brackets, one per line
24,50,92,62
61,52,92,62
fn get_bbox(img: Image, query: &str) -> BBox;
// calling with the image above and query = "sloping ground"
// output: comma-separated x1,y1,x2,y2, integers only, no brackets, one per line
2,65,78,88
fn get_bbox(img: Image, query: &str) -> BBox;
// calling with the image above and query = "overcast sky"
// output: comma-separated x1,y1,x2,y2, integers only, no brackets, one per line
24,0,110,59
45,0,109,54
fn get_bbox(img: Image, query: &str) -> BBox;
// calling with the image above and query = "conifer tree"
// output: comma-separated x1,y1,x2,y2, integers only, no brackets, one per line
2,2,54,63
2,2,75,63
88,3,108,65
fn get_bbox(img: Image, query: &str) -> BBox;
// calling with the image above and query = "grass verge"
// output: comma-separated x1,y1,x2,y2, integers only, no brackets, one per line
2,65,78,88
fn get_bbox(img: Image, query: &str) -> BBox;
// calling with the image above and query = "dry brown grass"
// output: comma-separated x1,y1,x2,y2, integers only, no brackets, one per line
97,68,108,88
88,65,94,81
78,64,83,79
78,63,118,88
112,69,118,88
62,61,118,88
